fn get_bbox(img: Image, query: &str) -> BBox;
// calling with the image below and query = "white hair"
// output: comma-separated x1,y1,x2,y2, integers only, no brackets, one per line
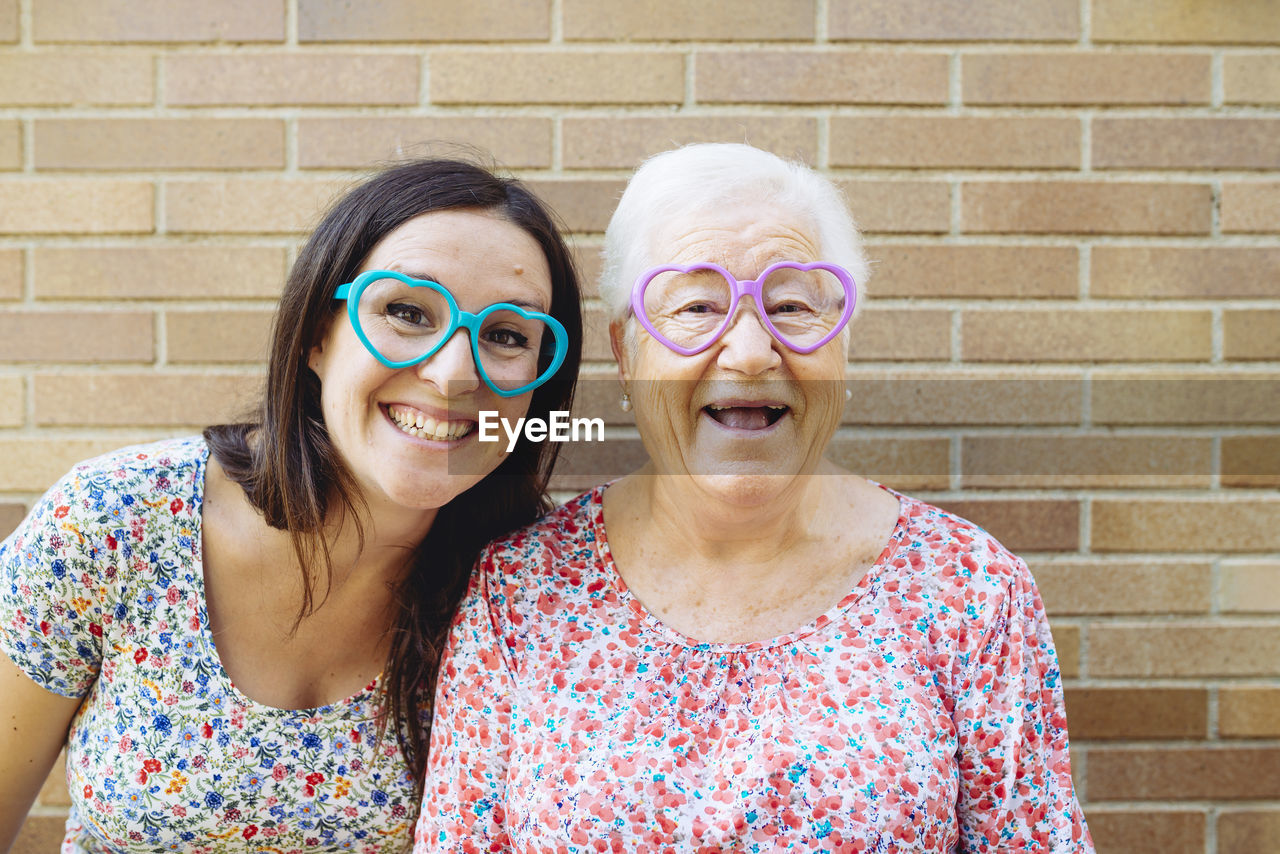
600,143,870,324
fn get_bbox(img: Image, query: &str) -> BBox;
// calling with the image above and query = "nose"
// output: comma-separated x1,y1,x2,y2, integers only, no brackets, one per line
715,301,781,375
416,329,481,396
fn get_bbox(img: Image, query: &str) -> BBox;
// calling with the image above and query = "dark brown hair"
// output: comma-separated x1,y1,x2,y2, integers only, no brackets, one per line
204,157,582,785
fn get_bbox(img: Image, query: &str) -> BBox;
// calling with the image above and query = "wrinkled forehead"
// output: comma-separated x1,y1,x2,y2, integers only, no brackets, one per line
645,201,824,274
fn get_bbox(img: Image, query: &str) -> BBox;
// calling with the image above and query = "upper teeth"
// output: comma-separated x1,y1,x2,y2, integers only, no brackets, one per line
707,404,787,411
388,405,473,440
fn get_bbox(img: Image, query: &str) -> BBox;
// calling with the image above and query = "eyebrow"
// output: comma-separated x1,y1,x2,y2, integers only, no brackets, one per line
391,270,550,313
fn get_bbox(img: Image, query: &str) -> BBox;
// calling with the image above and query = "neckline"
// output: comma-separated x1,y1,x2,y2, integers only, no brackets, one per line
586,481,910,653
187,438,383,718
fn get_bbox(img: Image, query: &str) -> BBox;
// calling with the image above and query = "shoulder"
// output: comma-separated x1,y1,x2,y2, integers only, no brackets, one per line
7,436,205,540
62,436,207,494
884,491,1036,627
471,487,605,630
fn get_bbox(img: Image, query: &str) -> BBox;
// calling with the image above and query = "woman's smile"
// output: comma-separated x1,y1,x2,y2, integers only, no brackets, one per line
384,403,477,443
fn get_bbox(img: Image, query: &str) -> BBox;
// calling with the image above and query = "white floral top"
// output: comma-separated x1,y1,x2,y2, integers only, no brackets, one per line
0,437,421,853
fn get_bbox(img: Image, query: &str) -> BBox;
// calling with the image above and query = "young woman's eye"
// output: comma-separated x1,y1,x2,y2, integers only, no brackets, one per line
386,302,430,327
487,328,531,349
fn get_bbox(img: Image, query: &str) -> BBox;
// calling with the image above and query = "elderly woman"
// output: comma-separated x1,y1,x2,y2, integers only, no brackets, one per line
416,144,1092,853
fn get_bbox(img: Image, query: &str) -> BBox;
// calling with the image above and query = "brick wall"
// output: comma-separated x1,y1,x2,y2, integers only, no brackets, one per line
4,1,1278,852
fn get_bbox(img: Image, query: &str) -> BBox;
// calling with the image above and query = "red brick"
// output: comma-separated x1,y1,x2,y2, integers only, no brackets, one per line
12,815,67,854
299,0,549,41
1093,118,1280,170
1093,0,1280,44
962,181,1211,235
825,436,950,492
1223,436,1280,489
564,0,814,40
35,246,286,299
1083,811,1204,854
297,117,552,169
836,181,951,234
1225,54,1280,105
830,116,1079,169
0,502,26,540
933,498,1079,552
0,438,149,492
0,377,22,427
1091,373,1280,427
1090,623,1280,677
580,304,612,362
1092,246,1280,299
1219,810,1280,853
164,179,345,235
961,308,1211,362
34,118,285,170
1093,496,1280,552
0,311,153,362
1088,747,1280,800
830,0,1077,41
697,50,948,105
37,752,69,806
0,248,21,300
562,116,818,170
33,0,284,42
431,51,683,105
521,179,627,233
844,371,1083,426
0,119,19,170
0,180,153,235
0,54,152,106
1221,182,1280,234
166,54,419,106
967,437,1208,491
1224,310,1280,361
1031,560,1212,614
1220,561,1280,613
165,309,274,364
963,52,1211,105
847,308,951,361
1064,688,1207,739
1055,624,1079,678
866,244,1077,299
34,373,262,427
1220,687,1280,738
0,0,14,42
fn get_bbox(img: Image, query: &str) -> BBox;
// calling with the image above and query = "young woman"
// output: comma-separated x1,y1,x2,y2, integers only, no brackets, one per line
0,158,582,853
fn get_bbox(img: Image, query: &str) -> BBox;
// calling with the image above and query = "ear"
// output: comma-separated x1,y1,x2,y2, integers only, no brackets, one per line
609,319,631,385
307,310,339,377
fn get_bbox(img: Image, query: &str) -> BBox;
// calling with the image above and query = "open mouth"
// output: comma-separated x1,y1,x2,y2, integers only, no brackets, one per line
704,403,789,431
385,404,476,441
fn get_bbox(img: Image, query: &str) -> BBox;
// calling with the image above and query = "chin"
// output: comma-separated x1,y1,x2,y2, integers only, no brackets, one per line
378,470,486,514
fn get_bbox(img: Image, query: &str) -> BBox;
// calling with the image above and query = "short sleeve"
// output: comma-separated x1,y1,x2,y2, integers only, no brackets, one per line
414,550,516,854
0,469,109,697
953,559,1092,852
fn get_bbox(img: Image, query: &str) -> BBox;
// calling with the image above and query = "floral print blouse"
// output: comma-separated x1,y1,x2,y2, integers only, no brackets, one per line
415,485,1093,853
0,437,421,853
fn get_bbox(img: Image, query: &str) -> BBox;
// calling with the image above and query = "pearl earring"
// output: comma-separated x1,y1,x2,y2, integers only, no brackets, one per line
845,389,853,402
620,393,632,412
